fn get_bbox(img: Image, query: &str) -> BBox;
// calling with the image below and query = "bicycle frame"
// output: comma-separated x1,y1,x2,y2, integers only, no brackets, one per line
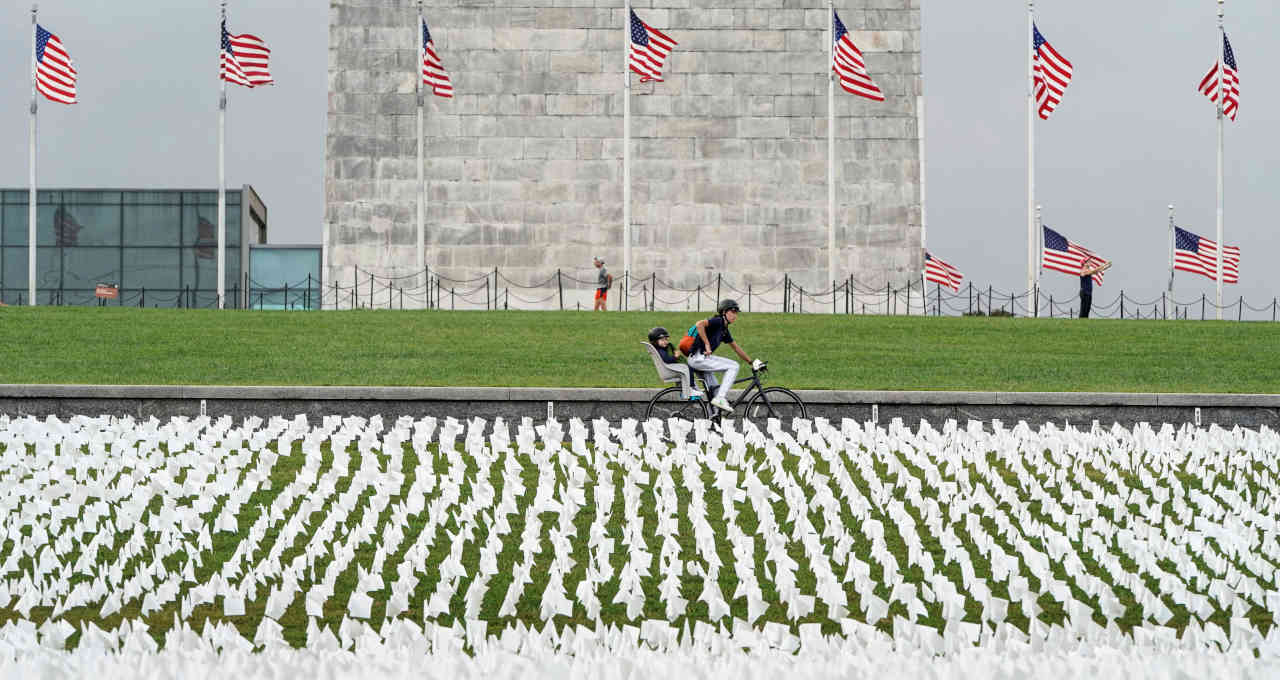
695,368,766,410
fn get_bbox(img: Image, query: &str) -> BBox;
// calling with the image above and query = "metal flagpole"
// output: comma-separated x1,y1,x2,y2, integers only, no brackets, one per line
917,86,927,317
1167,204,1175,292
623,1,632,286
827,0,836,289
417,1,426,300
217,1,228,309
1215,0,1224,319
28,5,37,306
1027,0,1037,315
1035,204,1042,314
918,88,926,253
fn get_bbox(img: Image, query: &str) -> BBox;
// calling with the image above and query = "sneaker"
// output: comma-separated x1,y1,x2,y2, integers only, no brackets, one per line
689,390,706,401
710,397,733,413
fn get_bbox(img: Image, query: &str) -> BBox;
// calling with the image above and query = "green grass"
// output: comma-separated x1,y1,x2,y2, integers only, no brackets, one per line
0,307,1275,392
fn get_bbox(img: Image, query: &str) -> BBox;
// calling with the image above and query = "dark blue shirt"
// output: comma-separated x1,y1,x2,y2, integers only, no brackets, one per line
655,344,678,364
689,315,733,356
1079,274,1093,295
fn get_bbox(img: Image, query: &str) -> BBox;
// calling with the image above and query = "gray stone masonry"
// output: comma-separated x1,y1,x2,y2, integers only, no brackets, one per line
327,0,922,310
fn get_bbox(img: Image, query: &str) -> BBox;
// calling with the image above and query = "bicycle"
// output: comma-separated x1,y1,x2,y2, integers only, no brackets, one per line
643,362,807,423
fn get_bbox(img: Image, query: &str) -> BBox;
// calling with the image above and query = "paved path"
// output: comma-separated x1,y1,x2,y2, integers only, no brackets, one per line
1,385,1276,429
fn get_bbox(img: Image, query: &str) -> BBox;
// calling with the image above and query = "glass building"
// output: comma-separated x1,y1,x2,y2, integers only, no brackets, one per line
248,245,322,310
0,186,266,307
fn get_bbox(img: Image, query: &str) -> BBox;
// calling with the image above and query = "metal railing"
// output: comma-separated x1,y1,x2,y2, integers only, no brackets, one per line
7,268,1279,321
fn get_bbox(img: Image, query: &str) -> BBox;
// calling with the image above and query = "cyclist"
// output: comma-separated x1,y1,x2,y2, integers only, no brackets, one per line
648,327,704,400
686,299,764,413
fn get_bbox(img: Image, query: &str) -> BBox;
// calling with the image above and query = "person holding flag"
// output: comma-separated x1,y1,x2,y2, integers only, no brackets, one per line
1078,257,1111,319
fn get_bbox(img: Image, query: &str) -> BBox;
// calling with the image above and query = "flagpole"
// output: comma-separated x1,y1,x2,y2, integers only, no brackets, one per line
1167,204,1175,293
827,0,836,292
1035,204,1042,312
917,88,926,252
1214,0,1224,319
28,4,37,306
217,1,228,309
623,1,632,288
1027,0,1037,317
917,87,927,317
417,1,425,301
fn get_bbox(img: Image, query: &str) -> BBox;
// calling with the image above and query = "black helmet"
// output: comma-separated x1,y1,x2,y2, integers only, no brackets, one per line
717,298,740,315
648,326,670,343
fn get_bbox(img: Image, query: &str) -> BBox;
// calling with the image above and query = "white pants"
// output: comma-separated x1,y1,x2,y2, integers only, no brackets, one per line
686,353,738,402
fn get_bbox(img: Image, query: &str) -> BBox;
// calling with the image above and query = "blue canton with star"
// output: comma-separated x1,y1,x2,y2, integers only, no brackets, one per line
630,10,648,47
1175,227,1200,252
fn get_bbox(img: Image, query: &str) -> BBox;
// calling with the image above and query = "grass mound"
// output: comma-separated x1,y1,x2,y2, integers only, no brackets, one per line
0,308,1274,392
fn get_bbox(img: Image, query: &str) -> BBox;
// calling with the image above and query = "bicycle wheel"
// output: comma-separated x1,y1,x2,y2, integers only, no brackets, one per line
745,387,807,422
645,386,711,422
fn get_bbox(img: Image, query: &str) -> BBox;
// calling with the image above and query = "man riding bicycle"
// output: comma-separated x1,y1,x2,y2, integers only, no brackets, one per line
686,299,765,413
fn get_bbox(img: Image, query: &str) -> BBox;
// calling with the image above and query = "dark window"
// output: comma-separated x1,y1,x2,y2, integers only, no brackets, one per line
123,248,181,290
2,246,60,289
53,203,121,247
2,204,58,247
123,204,183,246
62,247,121,289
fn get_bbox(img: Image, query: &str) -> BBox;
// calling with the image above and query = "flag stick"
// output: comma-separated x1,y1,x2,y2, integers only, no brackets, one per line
623,1,632,287
417,1,425,299
1027,0,1037,316
218,1,228,309
28,4,37,306
827,0,836,291
1167,204,1175,292
1215,0,1224,319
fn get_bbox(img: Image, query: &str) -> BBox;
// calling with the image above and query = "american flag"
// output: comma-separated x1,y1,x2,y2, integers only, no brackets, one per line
1198,34,1239,121
629,10,677,83
1042,226,1109,285
1032,24,1072,120
195,216,217,260
53,207,83,246
924,252,963,292
35,25,77,105
422,18,453,98
221,21,273,88
833,10,884,101
1174,226,1239,284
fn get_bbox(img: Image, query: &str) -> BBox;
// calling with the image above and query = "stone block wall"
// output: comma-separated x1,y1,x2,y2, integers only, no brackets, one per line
326,0,922,310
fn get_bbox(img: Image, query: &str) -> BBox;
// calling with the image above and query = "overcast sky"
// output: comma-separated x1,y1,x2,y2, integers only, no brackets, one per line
2,1,1277,315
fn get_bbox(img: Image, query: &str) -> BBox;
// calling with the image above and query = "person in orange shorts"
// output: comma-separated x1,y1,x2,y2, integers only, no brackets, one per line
592,256,613,311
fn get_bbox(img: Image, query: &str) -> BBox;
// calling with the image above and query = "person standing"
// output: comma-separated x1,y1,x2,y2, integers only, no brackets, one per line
1078,258,1111,318
592,256,612,311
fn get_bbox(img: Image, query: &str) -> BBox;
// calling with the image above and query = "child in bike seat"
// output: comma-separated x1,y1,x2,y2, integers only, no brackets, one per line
648,327,705,400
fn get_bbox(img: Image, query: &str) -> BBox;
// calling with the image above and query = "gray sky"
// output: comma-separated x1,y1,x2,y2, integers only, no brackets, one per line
2,1,1277,315
0,2,327,243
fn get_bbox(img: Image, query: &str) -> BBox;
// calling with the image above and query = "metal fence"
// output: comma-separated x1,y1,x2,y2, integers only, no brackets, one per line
10,267,1280,321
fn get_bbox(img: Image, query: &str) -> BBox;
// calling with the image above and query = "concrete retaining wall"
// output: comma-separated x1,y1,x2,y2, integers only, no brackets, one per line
3,385,1277,431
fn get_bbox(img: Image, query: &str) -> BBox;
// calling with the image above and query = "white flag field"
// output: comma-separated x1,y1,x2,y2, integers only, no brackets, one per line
0,413,1277,678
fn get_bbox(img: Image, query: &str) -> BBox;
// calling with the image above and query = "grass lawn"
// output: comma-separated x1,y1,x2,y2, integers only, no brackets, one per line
0,307,1274,393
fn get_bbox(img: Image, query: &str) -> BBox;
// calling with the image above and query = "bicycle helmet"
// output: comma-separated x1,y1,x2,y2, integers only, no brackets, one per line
647,326,670,343
717,298,740,315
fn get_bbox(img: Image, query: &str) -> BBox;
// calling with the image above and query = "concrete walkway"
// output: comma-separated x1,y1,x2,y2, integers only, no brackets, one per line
1,384,1278,406
1,384,1277,428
